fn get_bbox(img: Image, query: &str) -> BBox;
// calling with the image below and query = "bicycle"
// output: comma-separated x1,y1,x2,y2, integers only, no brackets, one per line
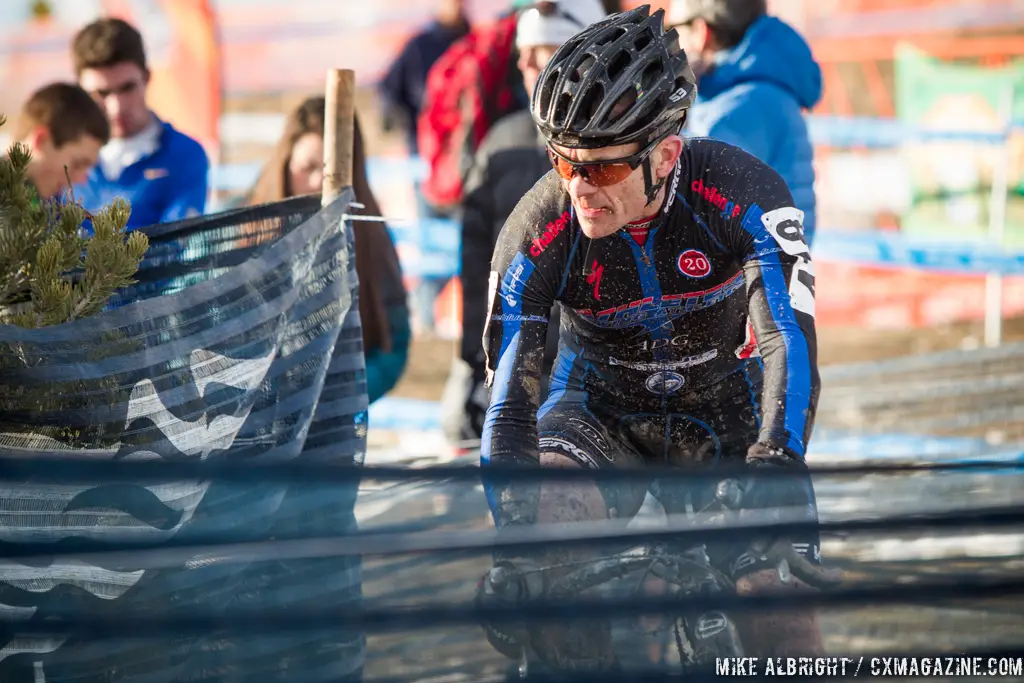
484,478,841,680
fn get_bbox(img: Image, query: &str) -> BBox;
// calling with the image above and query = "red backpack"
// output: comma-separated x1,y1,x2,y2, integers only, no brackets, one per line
417,14,522,212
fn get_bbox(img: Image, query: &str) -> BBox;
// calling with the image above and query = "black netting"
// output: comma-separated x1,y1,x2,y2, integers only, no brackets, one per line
0,192,366,683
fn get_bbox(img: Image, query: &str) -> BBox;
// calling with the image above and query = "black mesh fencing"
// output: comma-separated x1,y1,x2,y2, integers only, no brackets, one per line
0,192,367,683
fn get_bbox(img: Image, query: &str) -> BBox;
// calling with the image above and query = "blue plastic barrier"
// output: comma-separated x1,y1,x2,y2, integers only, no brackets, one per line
808,115,1022,148
211,156,429,194
813,230,1024,275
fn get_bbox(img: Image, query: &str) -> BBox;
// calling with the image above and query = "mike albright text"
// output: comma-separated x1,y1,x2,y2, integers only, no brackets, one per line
716,656,1024,678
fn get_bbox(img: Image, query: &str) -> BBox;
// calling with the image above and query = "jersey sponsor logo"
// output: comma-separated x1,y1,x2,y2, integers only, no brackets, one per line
538,436,603,467
695,613,728,640
631,334,706,352
500,253,534,307
760,206,808,257
759,207,815,317
645,370,685,395
663,161,681,214
530,210,571,257
677,248,712,278
490,314,549,323
789,257,815,318
574,272,744,328
586,258,604,299
608,349,717,371
692,178,741,220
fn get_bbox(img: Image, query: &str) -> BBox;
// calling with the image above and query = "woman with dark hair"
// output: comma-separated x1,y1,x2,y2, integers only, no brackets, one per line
247,97,410,404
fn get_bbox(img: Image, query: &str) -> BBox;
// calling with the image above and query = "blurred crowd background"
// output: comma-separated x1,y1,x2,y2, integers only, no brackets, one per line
1,0,1023,425
2,3,1024,679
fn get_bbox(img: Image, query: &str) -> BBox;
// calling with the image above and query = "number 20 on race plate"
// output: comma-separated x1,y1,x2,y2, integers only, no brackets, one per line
716,656,1024,678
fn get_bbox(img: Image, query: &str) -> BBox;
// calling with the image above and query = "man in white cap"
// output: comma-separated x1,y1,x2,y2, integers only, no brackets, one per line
441,0,609,446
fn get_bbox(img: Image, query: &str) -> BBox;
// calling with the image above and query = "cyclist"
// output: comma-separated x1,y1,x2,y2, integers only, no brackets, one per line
476,4,827,669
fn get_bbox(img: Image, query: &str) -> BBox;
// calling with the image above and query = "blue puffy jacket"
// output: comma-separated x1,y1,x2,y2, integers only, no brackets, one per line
686,16,822,244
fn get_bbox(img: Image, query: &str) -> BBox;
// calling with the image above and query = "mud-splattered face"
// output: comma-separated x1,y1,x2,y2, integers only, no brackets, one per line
551,136,684,239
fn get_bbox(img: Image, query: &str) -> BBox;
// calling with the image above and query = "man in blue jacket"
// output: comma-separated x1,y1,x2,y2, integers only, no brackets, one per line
670,0,822,245
71,18,209,230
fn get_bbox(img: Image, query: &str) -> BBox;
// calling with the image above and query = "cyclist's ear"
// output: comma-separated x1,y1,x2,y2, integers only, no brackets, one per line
653,134,684,180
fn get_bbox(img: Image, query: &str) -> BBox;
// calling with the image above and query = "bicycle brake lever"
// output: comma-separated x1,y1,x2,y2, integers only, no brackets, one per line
714,479,744,510
793,559,844,589
489,565,518,592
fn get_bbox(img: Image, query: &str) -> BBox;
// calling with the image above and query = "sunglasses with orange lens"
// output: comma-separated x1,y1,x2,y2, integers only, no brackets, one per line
547,138,660,187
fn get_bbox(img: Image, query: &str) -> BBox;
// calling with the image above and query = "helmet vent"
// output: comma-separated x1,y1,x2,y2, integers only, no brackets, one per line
553,92,573,128
582,83,606,126
607,50,632,82
594,27,623,47
571,54,596,83
606,87,637,126
537,72,557,118
641,63,662,91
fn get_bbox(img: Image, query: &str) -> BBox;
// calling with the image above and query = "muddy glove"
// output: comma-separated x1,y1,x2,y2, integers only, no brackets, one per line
742,443,814,520
728,443,839,588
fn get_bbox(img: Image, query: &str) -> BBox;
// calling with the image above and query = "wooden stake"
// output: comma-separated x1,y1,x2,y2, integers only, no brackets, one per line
322,68,356,206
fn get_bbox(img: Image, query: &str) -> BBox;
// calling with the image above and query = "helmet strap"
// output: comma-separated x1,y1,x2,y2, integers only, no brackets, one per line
641,156,665,206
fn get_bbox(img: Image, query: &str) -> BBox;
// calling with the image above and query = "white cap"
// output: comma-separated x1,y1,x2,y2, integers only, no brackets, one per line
516,0,608,49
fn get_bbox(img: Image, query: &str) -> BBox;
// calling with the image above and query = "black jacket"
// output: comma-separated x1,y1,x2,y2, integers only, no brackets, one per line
460,110,559,384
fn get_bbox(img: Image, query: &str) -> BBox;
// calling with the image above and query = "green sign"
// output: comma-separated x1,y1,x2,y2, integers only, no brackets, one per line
894,44,1024,245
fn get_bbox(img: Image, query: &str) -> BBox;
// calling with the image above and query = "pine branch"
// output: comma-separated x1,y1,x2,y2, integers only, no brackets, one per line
0,114,148,328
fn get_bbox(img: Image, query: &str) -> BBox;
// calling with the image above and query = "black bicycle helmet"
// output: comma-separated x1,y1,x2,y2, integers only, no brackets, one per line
531,4,697,150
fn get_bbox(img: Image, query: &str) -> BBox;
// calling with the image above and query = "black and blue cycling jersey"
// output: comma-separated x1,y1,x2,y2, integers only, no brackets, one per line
480,137,821,530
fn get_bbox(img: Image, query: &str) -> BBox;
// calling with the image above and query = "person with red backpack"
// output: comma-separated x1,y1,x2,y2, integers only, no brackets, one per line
416,4,530,218
415,0,624,217
409,2,529,334
440,0,610,445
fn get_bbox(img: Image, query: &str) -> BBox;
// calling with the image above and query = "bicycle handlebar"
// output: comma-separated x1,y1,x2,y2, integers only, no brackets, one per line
707,478,843,590
487,475,842,604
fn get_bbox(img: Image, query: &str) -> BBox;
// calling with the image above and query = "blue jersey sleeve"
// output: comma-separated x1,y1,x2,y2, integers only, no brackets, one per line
690,141,819,458
480,174,569,527
731,175,819,457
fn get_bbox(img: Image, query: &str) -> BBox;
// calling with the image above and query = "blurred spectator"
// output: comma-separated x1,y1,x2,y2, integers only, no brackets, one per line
246,97,410,404
380,0,470,155
412,2,529,334
71,18,209,230
670,0,822,244
441,0,608,445
11,82,109,201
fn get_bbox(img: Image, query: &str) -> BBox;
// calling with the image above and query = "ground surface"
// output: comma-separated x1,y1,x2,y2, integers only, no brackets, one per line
357,459,1024,682
361,316,1024,682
